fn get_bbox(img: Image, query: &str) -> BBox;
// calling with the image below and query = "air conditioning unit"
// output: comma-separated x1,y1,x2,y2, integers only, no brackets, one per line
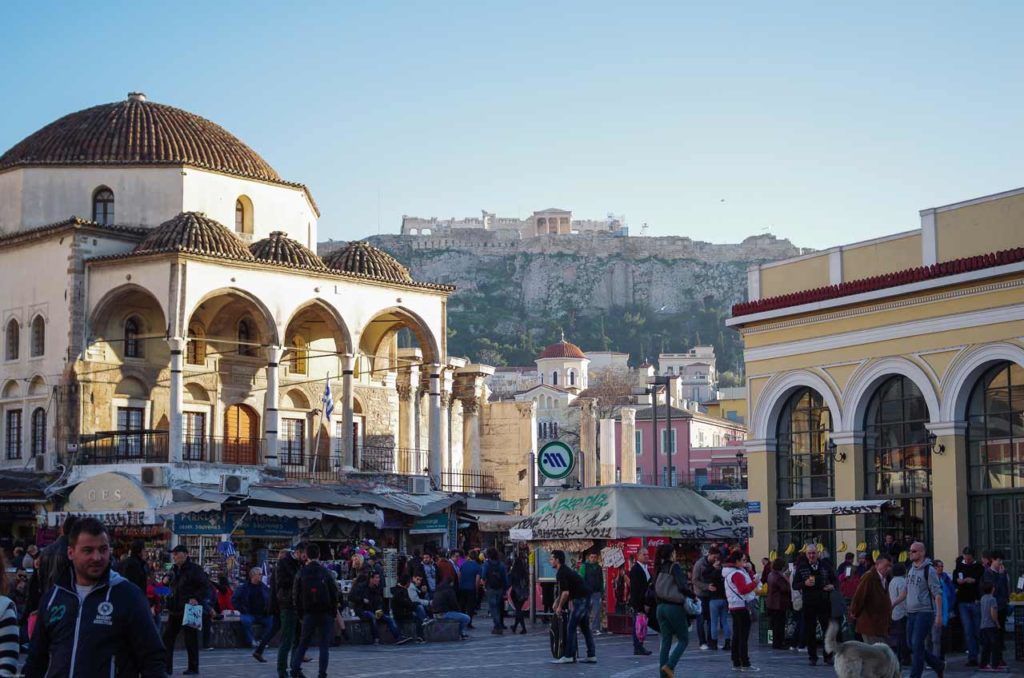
220,474,248,495
409,475,430,495
34,455,47,472
140,466,167,487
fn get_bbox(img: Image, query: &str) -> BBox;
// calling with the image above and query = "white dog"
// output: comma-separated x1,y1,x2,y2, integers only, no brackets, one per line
823,622,901,678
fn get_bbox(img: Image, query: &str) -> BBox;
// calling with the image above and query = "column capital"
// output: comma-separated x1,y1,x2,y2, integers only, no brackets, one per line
266,344,283,362
926,420,967,437
166,335,187,352
459,397,480,416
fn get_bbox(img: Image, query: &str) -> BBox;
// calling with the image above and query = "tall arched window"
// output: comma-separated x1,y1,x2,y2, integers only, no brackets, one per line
124,317,141,358
775,387,834,552
966,361,1024,577
237,318,255,356
5,319,18,360
864,375,932,550
552,370,559,386
187,324,206,365
31,408,46,458
92,187,115,225
568,370,576,387
234,196,253,234
30,316,45,357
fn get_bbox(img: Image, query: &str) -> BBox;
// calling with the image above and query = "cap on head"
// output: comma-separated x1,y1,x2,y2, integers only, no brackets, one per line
171,545,188,554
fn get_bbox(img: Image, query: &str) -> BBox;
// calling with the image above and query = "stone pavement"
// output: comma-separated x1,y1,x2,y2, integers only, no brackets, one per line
172,626,1024,677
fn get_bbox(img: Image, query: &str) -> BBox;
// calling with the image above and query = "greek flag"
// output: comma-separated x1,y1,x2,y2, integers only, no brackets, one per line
322,374,334,418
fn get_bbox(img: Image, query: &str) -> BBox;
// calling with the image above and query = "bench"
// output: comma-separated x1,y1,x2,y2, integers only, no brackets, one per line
343,618,462,644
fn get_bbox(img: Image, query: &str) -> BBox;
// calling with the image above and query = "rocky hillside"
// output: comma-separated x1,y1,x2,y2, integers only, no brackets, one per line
319,233,805,373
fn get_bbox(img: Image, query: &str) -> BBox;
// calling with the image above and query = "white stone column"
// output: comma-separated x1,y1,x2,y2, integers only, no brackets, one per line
599,418,617,485
579,398,598,487
461,398,481,477
342,353,355,470
620,408,637,483
264,345,282,468
167,336,185,463
428,364,443,487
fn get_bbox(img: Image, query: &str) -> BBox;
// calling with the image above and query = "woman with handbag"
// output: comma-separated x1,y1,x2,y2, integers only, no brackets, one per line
653,544,699,678
723,550,760,672
766,558,792,650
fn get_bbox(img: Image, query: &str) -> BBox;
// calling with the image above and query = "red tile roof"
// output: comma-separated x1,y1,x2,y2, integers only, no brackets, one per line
538,340,586,360
732,246,1024,317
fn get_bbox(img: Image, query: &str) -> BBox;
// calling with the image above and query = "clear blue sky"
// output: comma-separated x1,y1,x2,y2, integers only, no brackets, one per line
2,1,1022,249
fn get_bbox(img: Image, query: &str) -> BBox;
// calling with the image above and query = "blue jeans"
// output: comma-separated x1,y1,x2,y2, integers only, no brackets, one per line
240,613,275,646
443,611,471,635
357,610,401,640
958,602,980,661
487,589,504,630
710,598,732,641
291,612,333,678
566,596,596,660
906,611,943,678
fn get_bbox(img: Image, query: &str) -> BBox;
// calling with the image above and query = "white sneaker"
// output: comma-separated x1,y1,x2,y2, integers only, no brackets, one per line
550,657,575,664
581,657,597,664
700,644,710,651
593,630,602,636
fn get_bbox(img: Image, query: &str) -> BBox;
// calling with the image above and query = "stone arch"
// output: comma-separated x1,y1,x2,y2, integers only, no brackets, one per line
751,369,844,440
283,299,353,354
1,379,20,399
114,377,149,399
940,342,1024,422
27,375,47,397
282,389,310,410
359,306,440,368
89,284,168,343
187,287,280,352
185,382,210,402
843,357,941,430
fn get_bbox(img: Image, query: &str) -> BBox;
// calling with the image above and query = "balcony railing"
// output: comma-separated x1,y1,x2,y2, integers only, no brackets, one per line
441,471,503,497
77,431,169,464
356,446,427,475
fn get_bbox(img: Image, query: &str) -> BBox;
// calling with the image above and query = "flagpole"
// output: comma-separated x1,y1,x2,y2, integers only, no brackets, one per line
311,373,332,476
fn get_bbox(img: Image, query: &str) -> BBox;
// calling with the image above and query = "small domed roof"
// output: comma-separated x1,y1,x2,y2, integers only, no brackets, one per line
323,241,413,283
250,231,326,269
134,212,254,260
538,338,586,360
0,93,281,183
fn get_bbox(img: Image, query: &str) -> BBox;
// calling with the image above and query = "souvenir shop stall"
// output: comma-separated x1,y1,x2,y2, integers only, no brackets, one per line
510,483,750,632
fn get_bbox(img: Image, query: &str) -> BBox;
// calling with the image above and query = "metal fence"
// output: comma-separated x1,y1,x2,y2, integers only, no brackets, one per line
77,431,169,464
441,471,503,496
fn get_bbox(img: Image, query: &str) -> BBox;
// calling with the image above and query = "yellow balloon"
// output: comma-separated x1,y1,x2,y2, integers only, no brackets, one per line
784,543,796,556
838,541,847,553
857,543,867,553
872,549,880,561
898,551,907,563
816,543,825,554
769,550,777,561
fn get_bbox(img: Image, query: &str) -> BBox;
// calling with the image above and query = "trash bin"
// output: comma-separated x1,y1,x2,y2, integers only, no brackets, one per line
1013,603,1024,661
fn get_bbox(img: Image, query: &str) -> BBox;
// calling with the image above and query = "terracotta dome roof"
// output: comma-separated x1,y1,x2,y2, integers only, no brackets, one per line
323,241,413,283
134,212,254,260
538,339,586,360
250,231,326,269
0,93,281,183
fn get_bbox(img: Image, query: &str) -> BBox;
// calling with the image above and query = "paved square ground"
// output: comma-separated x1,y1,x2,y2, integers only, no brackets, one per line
173,626,1024,677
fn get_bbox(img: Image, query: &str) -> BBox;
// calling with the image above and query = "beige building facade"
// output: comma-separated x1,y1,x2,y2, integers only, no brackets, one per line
729,186,1024,576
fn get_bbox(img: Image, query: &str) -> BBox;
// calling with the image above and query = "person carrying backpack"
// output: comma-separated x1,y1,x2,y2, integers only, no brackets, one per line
481,548,509,635
290,543,338,678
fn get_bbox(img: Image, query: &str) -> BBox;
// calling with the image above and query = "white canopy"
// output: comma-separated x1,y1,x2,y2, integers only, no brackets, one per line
510,484,749,541
787,500,889,516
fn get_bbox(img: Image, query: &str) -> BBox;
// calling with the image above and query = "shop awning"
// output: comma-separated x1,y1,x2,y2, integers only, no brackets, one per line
787,500,889,516
320,507,385,528
157,501,222,516
478,514,526,533
247,505,322,521
510,483,750,541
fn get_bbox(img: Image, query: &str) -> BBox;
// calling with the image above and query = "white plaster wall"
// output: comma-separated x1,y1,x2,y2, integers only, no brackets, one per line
181,171,317,246
0,171,24,231
9,167,184,229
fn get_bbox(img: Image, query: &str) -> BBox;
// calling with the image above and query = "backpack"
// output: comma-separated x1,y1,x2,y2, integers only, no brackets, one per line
485,562,505,590
300,564,333,613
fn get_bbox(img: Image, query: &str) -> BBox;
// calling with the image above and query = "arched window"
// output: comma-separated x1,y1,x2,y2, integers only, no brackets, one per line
5,319,18,360
966,361,1024,574
237,318,255,356
568,370,576,387
92,187,115,225
552,370,559,386
775,387,834,552
234,196,253,234
290,336,308,375
123,317,141,358
864,375,932,549
30,316,44,357
187,324,206,365
31,408,46,458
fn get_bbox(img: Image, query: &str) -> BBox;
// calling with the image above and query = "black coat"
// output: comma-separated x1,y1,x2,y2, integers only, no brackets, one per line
115,554,149,592
271,554,301,612
34,536,71,608
350,579,384,615
167,558,209,613
792,560,837,607
629,562,652,610
431,581,460,614
390,585,417,620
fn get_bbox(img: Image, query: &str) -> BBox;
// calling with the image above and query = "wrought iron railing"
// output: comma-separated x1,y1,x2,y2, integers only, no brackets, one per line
77,430,169,464
356,446,427,475
441,471,503,497
281,454,345,483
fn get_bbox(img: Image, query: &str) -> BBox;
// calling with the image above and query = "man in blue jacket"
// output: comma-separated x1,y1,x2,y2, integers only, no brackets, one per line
233,567,274,648
23,516,165,677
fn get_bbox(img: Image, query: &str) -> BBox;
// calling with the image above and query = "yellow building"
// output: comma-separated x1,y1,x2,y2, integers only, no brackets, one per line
705,386,748,426
728,186,1024,575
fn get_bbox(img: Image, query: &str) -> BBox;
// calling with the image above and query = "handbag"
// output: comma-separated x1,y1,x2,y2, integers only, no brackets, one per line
683,596,702,617
183,602,204,630
634,611,648,642
654,572,687,604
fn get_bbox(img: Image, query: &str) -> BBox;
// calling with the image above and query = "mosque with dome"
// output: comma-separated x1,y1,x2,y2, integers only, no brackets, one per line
0,93,529,515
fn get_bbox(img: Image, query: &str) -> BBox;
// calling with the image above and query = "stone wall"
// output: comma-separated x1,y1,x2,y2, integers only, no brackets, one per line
480,400,535,511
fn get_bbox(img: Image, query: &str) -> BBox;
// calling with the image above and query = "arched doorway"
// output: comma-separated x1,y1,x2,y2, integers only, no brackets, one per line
967,361,1024,581
775,387,834,554
224,404,260,464
863,375,932,552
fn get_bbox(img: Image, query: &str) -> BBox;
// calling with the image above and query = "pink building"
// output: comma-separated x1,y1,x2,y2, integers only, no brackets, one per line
613,405,747,487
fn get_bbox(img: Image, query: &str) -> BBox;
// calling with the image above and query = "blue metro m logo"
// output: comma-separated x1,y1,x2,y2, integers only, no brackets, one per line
538,441,574,480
